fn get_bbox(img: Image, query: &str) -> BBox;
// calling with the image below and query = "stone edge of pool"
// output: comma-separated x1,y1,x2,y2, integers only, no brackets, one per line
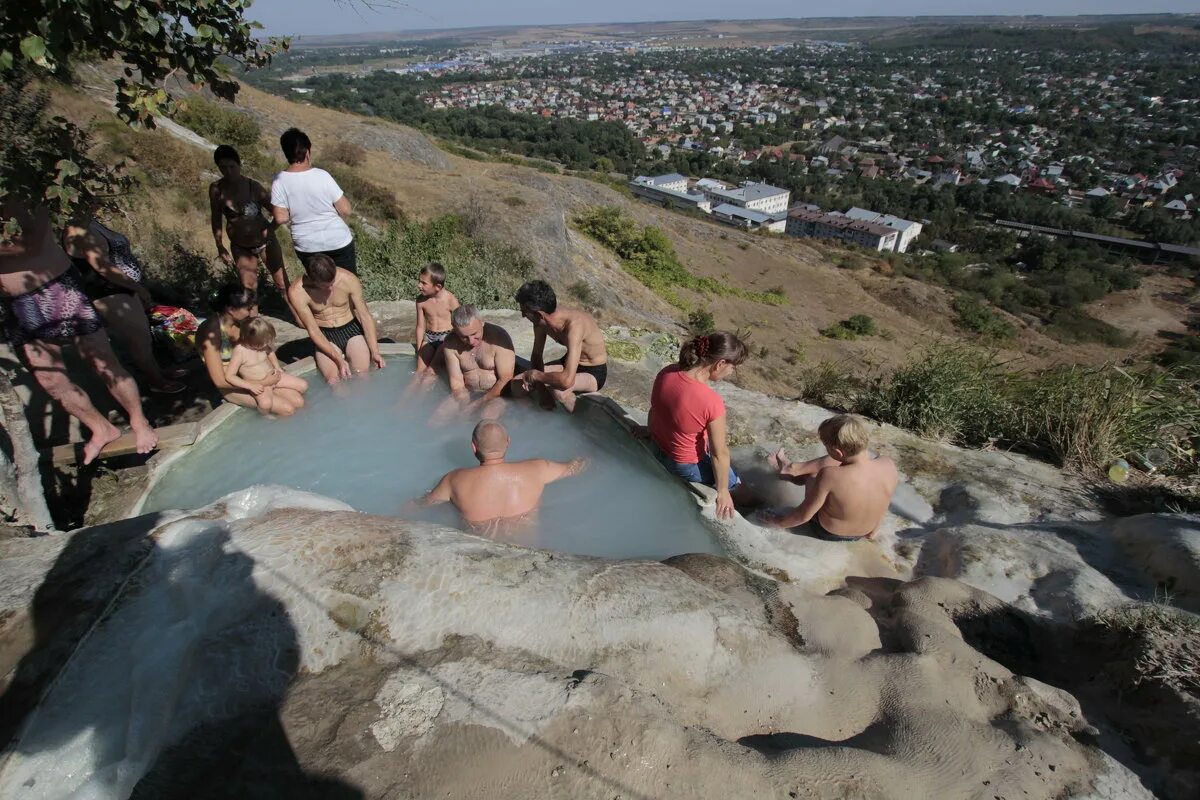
129,346,747,560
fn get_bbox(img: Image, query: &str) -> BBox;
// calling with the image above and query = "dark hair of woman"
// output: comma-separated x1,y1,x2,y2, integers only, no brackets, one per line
678,331,748,369
279,128,312,165
213,144,240,165
212,284,257,313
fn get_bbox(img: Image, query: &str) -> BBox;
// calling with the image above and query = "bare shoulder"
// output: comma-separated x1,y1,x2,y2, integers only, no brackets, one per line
874,456,899,474
338,269,362,291
484,323,514,348
441,290,459,306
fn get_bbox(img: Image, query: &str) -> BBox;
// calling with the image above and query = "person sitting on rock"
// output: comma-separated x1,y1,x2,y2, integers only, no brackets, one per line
223,317,309,417
642,331,748,520
510,280,607,412
762,414,898,541
286,253,384,384
436,305,516,418
413,420,586,538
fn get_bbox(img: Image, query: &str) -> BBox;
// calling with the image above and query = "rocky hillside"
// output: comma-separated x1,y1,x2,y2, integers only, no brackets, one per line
49,71,1194,399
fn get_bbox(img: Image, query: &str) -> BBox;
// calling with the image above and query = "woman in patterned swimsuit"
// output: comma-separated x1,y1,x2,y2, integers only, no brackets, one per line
208,145,288,297
195,284,305,414
0,201,158,465
61,217,185,394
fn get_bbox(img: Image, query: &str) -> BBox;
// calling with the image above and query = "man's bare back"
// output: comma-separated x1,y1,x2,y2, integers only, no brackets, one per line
414,420,586,535
540,308,607,367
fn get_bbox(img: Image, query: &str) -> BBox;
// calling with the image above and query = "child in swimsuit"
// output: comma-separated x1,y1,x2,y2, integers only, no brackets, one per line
223,317,309,415
414,262,459,375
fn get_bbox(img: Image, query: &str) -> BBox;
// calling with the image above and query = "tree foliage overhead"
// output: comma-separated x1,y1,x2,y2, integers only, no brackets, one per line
0,0,289,237
0,0,288,126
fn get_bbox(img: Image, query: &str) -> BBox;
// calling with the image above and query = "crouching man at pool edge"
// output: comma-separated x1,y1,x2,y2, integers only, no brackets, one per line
511,280,608,412
411,420,587,539
287,253,384,384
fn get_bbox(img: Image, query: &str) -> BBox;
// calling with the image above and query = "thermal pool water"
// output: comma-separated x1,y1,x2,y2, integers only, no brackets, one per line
143,358,722,559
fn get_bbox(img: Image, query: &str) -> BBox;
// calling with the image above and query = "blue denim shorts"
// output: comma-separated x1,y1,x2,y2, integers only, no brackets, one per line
655,448,741,489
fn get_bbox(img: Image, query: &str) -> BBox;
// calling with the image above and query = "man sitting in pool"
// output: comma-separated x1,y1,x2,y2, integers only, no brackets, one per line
287,253,385,384
413,420,587,538
438,305,517,417
510,280,607,412
760,414,898,541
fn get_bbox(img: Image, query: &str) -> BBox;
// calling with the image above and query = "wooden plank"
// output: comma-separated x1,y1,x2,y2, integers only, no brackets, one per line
42,422,199,466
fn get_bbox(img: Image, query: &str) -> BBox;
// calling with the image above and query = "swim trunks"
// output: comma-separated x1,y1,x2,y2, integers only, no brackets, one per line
547,357,608,391
319,317,365,354
808,519,868,542
2,267,104,346
424,329,451,346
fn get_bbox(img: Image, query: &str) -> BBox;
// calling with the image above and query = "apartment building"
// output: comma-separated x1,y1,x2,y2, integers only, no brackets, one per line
842,207,923,253
695,179,791,214
629,174,713,212
786,208,900,252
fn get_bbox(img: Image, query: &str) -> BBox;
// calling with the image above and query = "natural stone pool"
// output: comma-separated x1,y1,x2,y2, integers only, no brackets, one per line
142,357,722,560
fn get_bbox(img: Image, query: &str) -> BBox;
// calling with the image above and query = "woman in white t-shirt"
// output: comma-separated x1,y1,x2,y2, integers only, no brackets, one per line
270,128,357,273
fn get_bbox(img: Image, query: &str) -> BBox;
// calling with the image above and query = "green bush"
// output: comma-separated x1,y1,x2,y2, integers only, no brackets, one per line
952,294,1016,339
1157,335,1200,376
1046,307,1134,347
821,314,878,340
172,96,261,151
574,206,785,308
687,309,715,335
355,215,533,309
858,345,1200,474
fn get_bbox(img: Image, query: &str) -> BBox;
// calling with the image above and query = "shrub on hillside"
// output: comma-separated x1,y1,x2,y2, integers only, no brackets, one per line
573,206,784,308
858,345,1200,474
327,164,403,222
355,215,533,308
687,309,714,335
326,140,367,167
952,294,1016,340
821,314,878,340
172,97,261,151
1046,307,1134,347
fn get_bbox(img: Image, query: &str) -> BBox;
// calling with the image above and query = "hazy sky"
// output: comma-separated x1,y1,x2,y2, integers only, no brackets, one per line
248,1,1200,37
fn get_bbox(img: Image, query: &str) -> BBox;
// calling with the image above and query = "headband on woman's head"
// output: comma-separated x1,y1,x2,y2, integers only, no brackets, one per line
696,335,710,357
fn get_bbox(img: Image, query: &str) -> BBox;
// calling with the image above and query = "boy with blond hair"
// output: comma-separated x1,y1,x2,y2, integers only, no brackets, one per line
414,262,460,375
762,414,898,540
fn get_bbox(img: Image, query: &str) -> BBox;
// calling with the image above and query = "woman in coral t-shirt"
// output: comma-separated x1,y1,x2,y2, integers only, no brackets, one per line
646,331,749,519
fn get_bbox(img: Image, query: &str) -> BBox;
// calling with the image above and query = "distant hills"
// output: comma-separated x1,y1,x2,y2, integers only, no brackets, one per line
289,14,1200,49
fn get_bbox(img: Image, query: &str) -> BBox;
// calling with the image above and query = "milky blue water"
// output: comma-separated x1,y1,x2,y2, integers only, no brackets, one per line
143,357,723,560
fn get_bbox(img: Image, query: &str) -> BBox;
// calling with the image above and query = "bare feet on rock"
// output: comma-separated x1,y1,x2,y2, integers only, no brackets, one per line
133,423,159,455
82,423,123,466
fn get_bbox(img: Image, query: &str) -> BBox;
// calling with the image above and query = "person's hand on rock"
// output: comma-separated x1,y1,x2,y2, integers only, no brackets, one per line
767,447,789,475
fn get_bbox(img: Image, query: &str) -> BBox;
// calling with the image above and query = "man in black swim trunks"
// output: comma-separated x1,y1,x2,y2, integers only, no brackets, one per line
286,254,384,384
510,280,608,413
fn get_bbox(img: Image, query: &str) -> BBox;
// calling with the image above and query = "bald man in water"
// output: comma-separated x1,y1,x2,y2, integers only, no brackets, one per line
414,420,587,536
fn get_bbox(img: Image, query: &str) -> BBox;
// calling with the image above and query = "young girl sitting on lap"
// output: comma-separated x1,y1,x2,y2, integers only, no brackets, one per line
224,317,309,416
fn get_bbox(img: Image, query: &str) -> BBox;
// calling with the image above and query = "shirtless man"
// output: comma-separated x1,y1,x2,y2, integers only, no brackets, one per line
413,420,586,537
510,280,608,412
761,414,898,541
0,200,157,464
286,253,384,384
439,305,516,415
